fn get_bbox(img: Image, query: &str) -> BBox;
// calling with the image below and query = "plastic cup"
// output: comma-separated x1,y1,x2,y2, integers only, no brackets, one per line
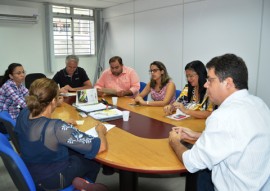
122,111,130,121
112,97,118,106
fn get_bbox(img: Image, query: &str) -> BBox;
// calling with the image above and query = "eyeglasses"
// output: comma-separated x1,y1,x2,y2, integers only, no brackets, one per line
206,77,217,83
13,71,26,75
149,69,160,73
186,74,197,79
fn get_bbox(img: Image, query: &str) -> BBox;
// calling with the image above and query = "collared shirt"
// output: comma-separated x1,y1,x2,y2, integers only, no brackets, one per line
94,65,140,96
0,79,28,120
177,85,213,111
183,89,270,191
52,67,89,88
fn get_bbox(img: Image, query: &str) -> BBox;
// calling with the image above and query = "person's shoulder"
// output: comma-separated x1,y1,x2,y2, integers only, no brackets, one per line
123,66,138,74
17,107,29,120
77,67,86,72
2,80,15,89
53,69,65,78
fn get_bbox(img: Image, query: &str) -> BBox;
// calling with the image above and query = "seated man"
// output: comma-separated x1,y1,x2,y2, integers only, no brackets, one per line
94,56,140,97
53,55,92,93
169,53,270,191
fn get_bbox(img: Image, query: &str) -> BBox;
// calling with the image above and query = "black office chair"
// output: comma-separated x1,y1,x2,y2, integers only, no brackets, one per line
25,73,46,89
0,75,4,87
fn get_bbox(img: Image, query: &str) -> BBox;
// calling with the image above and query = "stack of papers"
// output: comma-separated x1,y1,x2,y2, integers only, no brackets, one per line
76,103,109,113
88,108,123,122
85,124,115,137
166,109,190,121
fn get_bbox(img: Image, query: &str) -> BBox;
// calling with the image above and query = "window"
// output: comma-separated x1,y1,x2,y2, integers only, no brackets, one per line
52,5,95,56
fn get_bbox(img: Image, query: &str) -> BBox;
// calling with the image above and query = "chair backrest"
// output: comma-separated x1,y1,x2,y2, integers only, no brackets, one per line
25,73,46,89
0,75,3,87
175,89,181,99
0,132,13,149
139,82,148,101
0,111,20,153
0,133,74,191
0,133,36,191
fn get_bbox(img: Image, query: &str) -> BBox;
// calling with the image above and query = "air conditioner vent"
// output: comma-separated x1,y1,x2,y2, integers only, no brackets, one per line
0,5,38,24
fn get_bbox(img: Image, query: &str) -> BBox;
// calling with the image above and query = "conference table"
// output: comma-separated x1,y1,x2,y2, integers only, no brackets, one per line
52,96,206,191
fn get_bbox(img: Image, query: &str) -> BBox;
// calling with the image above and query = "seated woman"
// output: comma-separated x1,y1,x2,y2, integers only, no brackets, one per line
134,61,176,106
14,78,108,190
0,63,28,120
164,60,213,119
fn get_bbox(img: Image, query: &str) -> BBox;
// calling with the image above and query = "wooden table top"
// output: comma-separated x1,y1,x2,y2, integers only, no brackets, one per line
52,96,205,174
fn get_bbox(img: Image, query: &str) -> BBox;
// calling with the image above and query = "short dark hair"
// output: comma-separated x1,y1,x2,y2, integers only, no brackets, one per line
206,53,248,90
109,56,123,65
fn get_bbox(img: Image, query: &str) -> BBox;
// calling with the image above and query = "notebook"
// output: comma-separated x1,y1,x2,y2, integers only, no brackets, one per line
166,109,190,121
88,108,123,122
75,88,98,106
76,103,109,113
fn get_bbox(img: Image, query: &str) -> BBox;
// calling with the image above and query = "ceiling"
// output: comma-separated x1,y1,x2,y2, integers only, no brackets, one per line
17,0,135,8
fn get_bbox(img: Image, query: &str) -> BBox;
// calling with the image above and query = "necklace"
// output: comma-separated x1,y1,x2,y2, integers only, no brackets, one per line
192,87,198,102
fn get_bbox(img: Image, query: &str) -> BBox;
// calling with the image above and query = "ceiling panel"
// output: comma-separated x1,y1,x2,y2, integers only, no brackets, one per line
16,0,135,8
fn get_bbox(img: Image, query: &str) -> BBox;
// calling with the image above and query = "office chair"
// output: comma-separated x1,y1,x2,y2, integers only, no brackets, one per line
0,75,4,87
0,111,20,153
139,82,148,101
25,73,46,89
175,89,181,99
0,133,74,191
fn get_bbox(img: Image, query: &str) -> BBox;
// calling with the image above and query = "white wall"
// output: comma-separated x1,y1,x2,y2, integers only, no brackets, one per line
0,1,97,82
103,0,270,107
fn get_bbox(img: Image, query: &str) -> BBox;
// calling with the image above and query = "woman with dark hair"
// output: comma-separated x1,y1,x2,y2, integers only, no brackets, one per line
164,60,213,119
0,63,28,120
134,61,176,106
15,78,108,190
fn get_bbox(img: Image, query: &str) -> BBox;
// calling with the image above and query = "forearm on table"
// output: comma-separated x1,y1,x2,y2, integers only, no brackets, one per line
97,132,108,153
185,110,212,119
170,141,188,163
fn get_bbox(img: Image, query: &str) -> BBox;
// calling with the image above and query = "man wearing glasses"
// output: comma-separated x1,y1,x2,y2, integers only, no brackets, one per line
169,54,270,191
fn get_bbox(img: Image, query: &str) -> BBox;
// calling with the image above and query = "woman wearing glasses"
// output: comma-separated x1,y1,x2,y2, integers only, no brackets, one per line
134,61,176,106
164,60,213,119
0,63,28,121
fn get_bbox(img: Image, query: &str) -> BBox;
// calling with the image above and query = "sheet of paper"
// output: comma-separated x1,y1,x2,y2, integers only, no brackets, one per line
76,120,84,125
85,123,116,137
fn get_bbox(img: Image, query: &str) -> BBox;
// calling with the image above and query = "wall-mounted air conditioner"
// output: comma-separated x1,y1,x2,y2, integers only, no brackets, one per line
0,5,38,24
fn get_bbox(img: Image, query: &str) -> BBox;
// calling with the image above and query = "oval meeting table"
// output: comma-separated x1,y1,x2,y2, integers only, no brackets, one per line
52,96,206,191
